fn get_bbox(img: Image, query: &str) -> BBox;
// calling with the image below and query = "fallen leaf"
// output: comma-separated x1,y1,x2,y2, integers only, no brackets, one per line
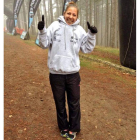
9,115,13,118
95,126,97,129
18,130,23,133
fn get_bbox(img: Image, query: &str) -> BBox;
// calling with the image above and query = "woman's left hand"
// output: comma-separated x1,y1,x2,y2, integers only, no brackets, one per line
87,22,98,33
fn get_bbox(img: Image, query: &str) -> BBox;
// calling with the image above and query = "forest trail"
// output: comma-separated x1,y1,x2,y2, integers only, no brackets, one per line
4,33,136,140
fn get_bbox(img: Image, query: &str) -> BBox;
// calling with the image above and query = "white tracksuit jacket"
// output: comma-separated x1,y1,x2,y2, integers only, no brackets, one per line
39,16,96,74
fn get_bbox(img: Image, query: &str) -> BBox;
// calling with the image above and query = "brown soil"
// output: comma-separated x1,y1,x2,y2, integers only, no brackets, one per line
4,33,136,140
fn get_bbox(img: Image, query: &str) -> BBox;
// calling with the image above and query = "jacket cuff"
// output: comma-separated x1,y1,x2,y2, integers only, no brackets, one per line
39,27,46,34
88,29,96,37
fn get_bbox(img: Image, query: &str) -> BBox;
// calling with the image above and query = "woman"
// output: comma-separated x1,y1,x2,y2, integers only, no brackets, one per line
38,2,97,140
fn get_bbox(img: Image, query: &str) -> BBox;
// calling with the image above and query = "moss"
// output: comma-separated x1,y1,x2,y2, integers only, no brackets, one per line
95,46,119,56
80,46,120,65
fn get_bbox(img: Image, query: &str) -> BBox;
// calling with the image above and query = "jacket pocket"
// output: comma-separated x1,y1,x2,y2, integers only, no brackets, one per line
49,55,76,72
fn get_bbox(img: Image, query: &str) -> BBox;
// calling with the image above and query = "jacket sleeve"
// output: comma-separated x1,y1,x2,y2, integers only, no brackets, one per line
80,29,96,53
38,24,53,49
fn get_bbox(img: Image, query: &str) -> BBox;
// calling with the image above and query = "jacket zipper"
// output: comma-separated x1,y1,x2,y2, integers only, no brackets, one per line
64,25,66,50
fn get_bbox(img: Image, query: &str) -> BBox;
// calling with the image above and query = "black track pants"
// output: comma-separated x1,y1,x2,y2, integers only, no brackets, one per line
49,72,81,132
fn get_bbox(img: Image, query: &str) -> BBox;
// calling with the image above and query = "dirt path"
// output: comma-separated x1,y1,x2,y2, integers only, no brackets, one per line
4,33,136,140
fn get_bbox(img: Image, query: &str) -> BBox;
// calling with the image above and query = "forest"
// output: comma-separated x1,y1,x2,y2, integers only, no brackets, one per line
4,0,120,48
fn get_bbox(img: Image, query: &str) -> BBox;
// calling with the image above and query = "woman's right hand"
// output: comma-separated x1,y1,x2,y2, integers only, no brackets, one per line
38,15,45,30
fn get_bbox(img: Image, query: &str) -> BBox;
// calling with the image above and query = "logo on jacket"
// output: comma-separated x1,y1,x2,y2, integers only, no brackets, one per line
54,35,61,42
70,36,78,43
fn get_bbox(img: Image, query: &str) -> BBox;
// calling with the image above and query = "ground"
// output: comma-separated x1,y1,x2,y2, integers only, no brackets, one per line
4,33,136,140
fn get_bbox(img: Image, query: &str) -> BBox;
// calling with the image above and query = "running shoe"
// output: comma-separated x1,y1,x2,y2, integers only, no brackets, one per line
60,130,69,138
67,132,77,140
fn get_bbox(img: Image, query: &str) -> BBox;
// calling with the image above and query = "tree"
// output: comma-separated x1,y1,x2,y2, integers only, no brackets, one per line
50,0,53,23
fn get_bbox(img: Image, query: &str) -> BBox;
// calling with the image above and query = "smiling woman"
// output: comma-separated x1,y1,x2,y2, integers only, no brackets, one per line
37,1,97,140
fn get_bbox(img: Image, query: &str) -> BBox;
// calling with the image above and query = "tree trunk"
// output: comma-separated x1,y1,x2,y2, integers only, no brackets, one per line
110,0,112,47
106,0,109,47
23,0,27,30
50,0,53,23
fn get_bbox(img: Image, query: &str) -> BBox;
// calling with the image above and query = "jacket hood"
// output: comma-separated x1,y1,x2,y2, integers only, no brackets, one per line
58,16,80,26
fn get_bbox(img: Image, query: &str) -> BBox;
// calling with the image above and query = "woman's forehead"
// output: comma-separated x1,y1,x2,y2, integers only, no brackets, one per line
66,7,77,13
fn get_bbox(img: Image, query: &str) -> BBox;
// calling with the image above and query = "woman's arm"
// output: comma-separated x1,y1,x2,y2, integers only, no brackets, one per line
80,30,96,54
38,15,53,49
80,22,97,53
39,27,52,49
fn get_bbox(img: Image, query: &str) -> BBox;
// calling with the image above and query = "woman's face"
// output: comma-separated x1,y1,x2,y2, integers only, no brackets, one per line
63,7,78,25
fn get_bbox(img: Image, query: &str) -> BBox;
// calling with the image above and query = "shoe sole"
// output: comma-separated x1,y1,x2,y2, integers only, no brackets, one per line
60,133,68,138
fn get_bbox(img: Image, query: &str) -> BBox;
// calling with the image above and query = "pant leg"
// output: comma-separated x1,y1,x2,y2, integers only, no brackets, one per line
66,72,81,132
49,73,69,130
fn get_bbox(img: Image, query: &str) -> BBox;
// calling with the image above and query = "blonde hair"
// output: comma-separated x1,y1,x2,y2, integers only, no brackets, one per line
65,1,79,16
